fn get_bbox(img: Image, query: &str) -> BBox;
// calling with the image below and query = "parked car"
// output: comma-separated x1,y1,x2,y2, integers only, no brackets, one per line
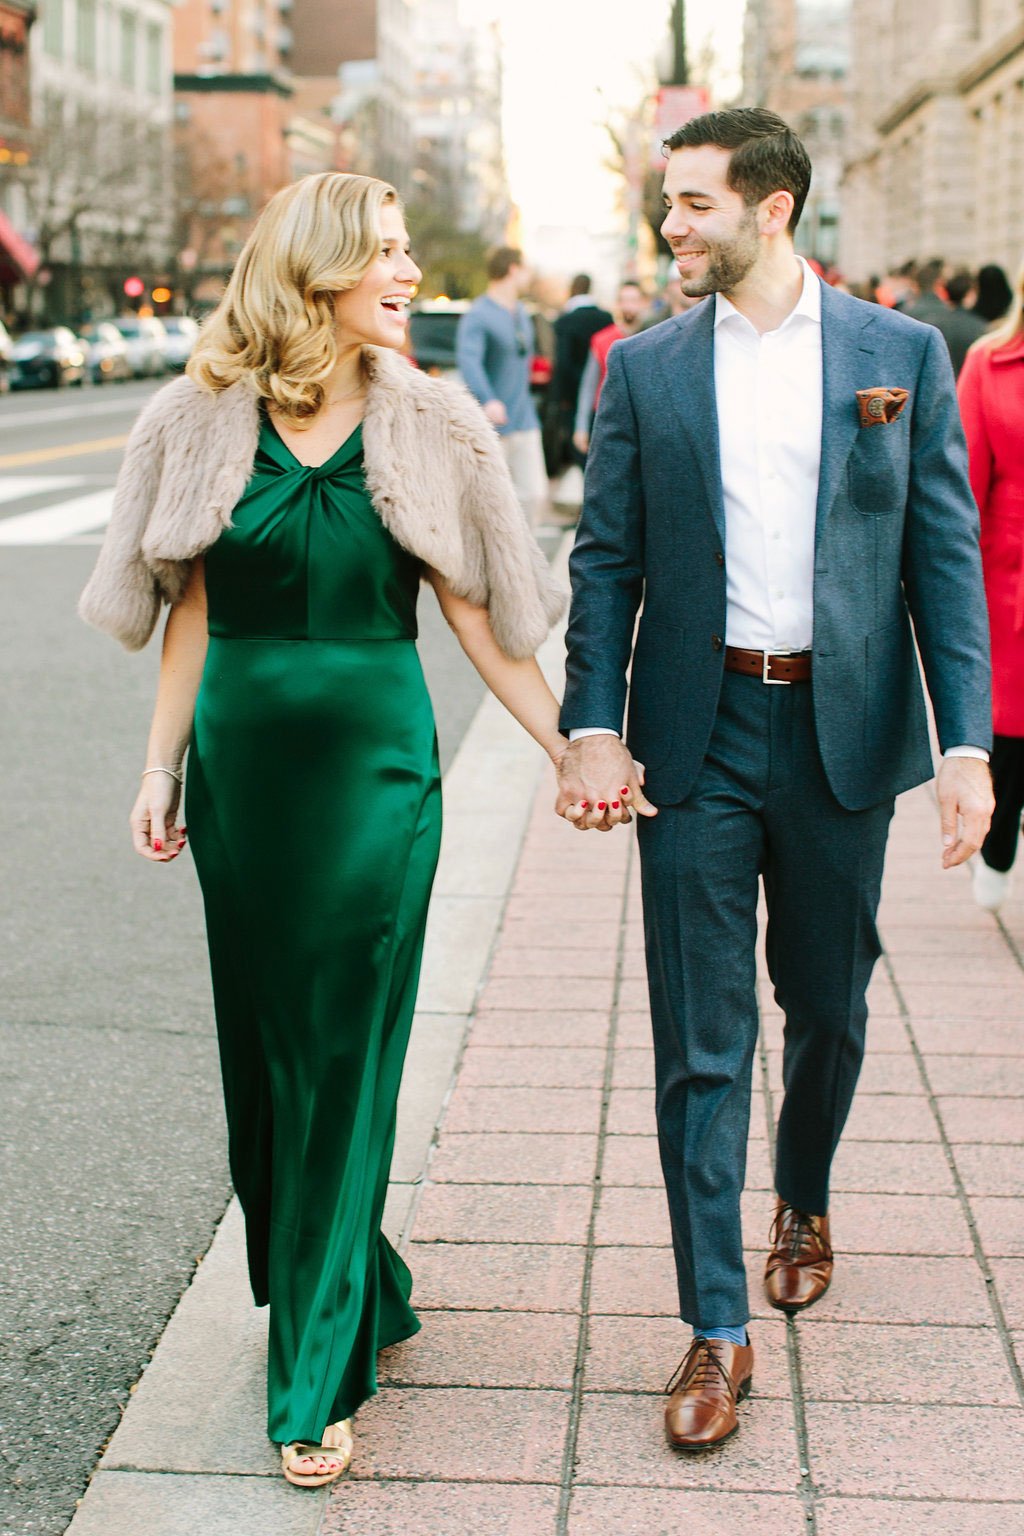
408,299,468,378
114,315,167,378
9,327,87,390
0,318,11,393
78,320,132,384
161,314,200,371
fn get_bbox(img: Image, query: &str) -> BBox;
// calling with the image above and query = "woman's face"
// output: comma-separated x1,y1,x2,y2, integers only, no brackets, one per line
333,204,422,350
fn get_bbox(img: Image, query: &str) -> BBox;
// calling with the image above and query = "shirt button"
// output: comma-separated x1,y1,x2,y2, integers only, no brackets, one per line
715,551,725,566
711,634,723,652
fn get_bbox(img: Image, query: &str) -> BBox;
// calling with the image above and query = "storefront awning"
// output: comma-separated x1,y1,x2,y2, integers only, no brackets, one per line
0,208,39,282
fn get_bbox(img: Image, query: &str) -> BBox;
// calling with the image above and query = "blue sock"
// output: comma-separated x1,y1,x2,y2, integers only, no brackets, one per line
693,1325,748,1346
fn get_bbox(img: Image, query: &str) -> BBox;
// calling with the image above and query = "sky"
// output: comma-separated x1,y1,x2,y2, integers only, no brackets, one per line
464,0,746,287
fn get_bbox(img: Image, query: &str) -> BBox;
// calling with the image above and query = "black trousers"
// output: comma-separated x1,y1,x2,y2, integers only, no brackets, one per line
980,735,1024,872
636,672,893,1327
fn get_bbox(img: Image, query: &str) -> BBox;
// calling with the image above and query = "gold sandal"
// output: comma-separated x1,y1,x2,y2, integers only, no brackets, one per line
280,1418,353,1488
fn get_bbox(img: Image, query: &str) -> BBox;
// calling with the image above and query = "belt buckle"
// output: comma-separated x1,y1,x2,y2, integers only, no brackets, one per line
762,650,792,685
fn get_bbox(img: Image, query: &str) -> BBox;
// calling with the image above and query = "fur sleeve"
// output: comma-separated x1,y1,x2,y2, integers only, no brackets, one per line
77,386,170,650
444,386,567,659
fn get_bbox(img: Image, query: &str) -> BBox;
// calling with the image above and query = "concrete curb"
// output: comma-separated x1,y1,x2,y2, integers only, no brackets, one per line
64,535,573,1536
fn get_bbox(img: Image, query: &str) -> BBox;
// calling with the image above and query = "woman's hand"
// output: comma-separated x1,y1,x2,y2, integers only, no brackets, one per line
130,773,187,862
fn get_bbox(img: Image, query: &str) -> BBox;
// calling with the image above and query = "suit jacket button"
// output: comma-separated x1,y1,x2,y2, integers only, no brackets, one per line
711,634,723,651
715,552,725,566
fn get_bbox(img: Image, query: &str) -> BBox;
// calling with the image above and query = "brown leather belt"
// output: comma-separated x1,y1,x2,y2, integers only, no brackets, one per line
724,646,812,684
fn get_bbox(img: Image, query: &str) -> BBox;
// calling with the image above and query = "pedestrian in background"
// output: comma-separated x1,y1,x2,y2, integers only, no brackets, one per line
943,269,988,376
572,280,648,458
975,263,1014,323
78,172,566,1492
906,258,985,378
550,273,612,468
958,261,1024,909
456,245,549,526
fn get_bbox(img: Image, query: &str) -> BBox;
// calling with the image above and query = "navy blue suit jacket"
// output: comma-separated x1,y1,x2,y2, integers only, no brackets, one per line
560,280,992,810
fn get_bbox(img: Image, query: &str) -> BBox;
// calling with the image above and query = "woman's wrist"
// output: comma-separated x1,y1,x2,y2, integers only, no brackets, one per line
546,734,570,766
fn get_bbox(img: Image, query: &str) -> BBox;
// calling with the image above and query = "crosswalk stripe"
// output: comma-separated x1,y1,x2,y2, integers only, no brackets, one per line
0,489,114,544
0,475,85,506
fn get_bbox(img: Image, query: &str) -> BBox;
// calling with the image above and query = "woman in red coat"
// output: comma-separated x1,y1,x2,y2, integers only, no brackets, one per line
958,265,1024,909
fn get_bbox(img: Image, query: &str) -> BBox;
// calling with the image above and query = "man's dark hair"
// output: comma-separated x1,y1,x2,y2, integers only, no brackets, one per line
914,257,945,292
662,107,812,233
946,269,975,307
569,273,592,296
487,245,524,282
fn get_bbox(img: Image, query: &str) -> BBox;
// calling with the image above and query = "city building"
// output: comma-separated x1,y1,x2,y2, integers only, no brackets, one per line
842,0,1024,280
172,0,296,302
411,0,508,245
0,0,38,313
743,0,850,266
24,0,175,321
288,0,415,191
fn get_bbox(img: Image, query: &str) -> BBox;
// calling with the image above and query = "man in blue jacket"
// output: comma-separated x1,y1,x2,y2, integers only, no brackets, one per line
456,245,548,526
555,109,994,1451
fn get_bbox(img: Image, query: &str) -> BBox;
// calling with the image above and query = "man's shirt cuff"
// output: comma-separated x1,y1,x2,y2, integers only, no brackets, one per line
568,727,621,742
944,745,990,763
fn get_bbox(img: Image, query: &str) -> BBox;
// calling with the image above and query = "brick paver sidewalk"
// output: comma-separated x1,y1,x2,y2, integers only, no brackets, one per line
323,778,1024,1536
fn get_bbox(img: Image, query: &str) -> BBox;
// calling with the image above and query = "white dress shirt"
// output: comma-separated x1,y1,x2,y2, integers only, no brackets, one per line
571,258,986,760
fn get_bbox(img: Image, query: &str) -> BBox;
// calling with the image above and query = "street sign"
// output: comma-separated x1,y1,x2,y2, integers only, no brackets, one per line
651,86,711,169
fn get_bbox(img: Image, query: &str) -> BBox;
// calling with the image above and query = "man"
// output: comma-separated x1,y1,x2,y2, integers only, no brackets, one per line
456,246,548,525
555,109,993,1451
551,274,614,467
572,281,648,457
907,262,987,378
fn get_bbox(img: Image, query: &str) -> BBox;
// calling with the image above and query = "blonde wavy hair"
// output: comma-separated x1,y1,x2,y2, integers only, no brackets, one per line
979,257,1024,353
187,172,400,426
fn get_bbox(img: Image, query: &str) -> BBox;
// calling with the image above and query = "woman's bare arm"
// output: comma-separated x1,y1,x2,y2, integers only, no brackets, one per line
130,558,208,862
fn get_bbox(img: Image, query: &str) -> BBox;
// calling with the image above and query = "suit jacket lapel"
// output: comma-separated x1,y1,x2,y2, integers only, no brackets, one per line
656,301,726,544
816,282,878,542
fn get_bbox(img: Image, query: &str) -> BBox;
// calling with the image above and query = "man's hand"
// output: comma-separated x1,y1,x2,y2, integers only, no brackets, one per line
483,398,508,428
572,429,590,456
936,756,994,868
554,735,658,830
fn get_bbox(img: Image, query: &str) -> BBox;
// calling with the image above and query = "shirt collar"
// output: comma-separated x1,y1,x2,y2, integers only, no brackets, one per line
714,255,822,334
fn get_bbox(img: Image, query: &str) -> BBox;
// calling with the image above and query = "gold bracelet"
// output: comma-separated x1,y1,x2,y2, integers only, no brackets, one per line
142,766,183,785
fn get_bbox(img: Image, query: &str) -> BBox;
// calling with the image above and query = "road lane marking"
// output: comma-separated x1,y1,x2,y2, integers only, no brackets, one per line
0,475,86,505
0,435,129,469
0,394,153,427
0,489,113,543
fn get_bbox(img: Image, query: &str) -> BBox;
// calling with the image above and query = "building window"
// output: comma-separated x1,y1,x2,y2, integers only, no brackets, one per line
120,10,136,87
146,21,161,93
43,0,64,56
76,0,97,70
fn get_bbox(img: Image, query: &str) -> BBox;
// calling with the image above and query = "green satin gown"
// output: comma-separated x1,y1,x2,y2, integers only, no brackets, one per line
186,410,442,1444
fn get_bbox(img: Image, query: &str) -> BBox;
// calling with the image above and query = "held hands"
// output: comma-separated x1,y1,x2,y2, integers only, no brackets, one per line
130,771,188,862
483,399,508,428
554,735,658,831
936,756,994,869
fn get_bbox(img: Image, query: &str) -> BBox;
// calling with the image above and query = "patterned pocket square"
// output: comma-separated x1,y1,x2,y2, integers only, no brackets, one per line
856,386,910,427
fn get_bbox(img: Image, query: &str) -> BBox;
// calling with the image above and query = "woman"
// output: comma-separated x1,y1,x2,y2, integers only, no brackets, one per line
958,259,1024,910
974,263,1013,325
79,173,569,1487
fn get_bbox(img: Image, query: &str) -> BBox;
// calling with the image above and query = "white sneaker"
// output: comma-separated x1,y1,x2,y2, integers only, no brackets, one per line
972,858,1012,912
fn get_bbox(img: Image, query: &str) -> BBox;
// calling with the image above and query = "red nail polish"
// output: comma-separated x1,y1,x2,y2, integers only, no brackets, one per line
153,839,162,852
611,800,620,809
597,801,607,811
177,840,186,848
620,786,631,796
579,800,589,809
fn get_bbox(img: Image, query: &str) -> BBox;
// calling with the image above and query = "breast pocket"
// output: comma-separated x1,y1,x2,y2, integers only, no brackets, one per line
847,430,908,516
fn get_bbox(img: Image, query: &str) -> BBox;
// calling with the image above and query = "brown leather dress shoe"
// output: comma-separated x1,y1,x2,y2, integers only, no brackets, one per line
664,1336,754,1450
764,1200,833,1313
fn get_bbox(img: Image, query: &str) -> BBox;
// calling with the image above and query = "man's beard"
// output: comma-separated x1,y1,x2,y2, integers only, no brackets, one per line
677,206,760,297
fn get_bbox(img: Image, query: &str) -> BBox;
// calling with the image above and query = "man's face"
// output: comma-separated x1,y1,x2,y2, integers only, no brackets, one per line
509,261,530,295
660,145,763,296
618,284,646,323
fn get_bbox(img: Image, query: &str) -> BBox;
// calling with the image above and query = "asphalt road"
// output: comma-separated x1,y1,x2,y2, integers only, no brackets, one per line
0,378,494,1535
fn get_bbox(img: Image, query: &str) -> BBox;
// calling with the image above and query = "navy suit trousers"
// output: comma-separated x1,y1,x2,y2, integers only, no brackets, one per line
636,671,893,1326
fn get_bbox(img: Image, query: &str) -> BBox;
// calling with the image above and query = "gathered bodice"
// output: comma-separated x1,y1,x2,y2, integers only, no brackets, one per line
204,413,421,641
